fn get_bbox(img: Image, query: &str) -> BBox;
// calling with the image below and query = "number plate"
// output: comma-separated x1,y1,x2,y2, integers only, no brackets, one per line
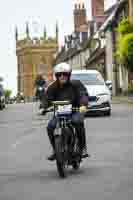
57,104,72,114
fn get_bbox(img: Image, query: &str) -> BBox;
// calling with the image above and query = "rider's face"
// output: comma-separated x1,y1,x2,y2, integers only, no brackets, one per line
56,72,70,85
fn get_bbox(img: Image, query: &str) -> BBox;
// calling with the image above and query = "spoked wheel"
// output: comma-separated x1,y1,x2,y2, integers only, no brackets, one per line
56,160,65,178
55,136,66,178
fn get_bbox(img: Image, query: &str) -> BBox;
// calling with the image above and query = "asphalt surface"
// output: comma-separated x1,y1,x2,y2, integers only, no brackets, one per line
0,102,133,200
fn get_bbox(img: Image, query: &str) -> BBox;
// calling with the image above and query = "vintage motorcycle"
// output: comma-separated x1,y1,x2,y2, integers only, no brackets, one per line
47,100,87,178
35,85,48,114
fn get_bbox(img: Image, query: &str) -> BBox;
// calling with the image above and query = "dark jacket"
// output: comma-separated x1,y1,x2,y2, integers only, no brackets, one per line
46,80,89,107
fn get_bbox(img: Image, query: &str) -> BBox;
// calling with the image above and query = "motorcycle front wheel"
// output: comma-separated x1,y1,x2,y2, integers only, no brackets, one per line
55,136,66,178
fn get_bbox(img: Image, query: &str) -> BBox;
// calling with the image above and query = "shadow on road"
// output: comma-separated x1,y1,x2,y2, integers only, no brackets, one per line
0,164,101,184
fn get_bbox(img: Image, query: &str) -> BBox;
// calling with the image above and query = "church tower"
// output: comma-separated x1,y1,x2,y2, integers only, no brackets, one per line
16,23,58,101
73,0,88,41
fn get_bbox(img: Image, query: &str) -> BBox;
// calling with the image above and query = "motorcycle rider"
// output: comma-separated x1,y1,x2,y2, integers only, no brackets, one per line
34,74,47,114
20,92,25,102
45,62,89,161
34,74,46,100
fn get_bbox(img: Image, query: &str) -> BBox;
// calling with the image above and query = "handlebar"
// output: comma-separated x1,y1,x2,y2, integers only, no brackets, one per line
44,101,87,114
44,106,80,114
51,100,70,106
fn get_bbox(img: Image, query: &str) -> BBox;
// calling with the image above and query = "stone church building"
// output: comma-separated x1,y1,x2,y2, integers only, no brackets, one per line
16,23,58,101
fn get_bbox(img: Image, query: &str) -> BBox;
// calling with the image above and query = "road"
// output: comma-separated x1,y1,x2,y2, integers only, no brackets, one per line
0,102,133,200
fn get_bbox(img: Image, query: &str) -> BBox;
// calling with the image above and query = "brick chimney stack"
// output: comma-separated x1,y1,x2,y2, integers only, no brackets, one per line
73,0,88,41
91,0,106,29
73,0,88,32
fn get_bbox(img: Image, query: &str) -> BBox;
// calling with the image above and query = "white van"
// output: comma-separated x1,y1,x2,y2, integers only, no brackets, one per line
71,69,111,116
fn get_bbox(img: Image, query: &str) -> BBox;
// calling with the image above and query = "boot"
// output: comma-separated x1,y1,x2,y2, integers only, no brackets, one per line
41,109,47,115
47,151,56,161
76,124,90,158
80,148,90,158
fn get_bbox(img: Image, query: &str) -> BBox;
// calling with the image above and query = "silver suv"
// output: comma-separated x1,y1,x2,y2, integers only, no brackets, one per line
71,69,111,116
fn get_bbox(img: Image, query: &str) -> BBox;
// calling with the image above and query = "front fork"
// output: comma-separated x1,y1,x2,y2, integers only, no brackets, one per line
54,117,76,155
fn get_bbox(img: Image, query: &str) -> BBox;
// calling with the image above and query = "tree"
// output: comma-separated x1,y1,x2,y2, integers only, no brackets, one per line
116,18,133,72
4,89,12,99
116,17,133,35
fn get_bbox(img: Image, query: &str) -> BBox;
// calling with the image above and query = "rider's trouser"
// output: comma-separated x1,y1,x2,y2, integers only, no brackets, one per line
47,112,87,152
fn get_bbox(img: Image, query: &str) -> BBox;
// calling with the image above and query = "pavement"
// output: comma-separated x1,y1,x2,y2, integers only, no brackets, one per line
112,95,133,104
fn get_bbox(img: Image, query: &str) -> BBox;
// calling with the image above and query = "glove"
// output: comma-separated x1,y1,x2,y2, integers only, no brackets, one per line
79,105,87,113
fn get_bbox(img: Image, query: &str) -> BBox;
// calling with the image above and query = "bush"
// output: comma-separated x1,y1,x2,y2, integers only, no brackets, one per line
128,83,133,93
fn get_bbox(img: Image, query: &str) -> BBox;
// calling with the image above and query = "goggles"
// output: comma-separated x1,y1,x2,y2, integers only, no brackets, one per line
55,72,70,77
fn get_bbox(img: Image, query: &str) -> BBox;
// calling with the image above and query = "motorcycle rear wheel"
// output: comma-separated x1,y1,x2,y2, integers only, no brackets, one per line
55,136,66,178
72,161,80,170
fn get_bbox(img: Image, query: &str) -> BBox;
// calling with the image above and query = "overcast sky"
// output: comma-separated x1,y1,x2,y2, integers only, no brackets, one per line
0,0,116,96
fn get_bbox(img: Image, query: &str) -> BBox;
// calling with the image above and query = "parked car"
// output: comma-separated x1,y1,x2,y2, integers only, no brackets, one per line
0,88,5,110
71,69,112,116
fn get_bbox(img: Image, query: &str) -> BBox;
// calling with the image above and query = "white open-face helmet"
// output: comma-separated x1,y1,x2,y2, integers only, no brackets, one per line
54,62,72,75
